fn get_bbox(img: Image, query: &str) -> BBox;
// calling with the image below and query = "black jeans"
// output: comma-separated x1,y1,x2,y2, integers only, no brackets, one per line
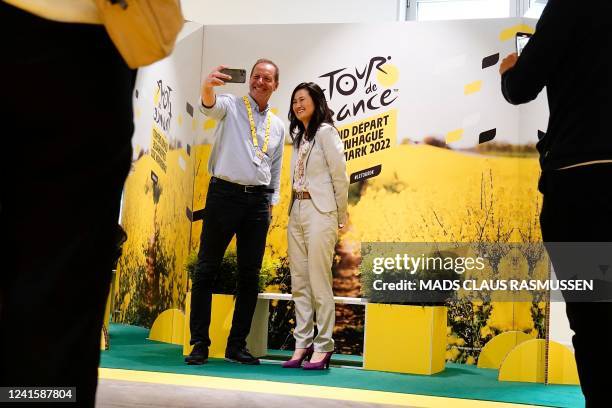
0,4,134,408
190,178,271,350
539,164,612,408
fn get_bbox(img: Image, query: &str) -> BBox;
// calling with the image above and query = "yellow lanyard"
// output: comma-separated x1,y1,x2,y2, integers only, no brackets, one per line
243,96,271,155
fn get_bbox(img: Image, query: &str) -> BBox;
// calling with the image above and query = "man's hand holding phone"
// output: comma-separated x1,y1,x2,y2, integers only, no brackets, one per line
204,65,231,88
201,65,247,107
201,65,231,108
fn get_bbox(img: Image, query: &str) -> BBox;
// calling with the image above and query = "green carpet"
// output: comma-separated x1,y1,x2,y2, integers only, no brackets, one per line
100,324,583,408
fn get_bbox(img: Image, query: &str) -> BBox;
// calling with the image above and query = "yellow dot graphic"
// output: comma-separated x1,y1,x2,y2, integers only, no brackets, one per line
499,24,534,42
271,108,279,115
153,88,160,106
376,64,399,88
178,114,183,127
446,128,464,144
464,80,483,95
203,119,217,131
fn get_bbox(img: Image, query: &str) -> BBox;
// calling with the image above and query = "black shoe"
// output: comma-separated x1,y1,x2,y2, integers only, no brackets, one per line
224,347,260,365
185,342,208,365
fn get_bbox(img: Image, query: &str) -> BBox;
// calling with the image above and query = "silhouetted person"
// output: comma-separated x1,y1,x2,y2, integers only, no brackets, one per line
500,1,612,406
1,3,136,406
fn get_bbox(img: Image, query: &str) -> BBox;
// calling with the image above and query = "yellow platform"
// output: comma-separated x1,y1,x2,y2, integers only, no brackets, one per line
183,292,269,358
498,339,579,385
478,331,532,369
149,308,185,345
364,304,447,375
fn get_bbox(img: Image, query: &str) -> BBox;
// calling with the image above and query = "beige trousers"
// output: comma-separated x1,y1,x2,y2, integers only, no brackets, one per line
287,198,337,352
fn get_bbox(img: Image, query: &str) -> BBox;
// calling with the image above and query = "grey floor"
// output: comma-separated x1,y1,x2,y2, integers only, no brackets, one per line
96,379,413,408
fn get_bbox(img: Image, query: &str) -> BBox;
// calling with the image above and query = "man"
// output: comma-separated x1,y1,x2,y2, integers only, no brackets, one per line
0,1,135,407
499,1,612,406
186,60,285,365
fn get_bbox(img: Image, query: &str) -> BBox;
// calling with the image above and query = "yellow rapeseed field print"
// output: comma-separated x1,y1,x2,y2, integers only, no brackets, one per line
343,144,545,362
114,148,194,327
116,139,546,363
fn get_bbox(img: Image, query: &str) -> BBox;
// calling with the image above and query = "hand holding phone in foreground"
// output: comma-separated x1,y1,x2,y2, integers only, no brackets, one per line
499,53,518,75
515,32,532,56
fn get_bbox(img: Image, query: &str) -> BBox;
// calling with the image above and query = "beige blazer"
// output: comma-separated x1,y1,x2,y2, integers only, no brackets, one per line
289,123,349,226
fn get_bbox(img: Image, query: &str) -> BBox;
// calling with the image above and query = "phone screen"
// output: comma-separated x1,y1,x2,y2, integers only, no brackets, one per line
516,33,532,56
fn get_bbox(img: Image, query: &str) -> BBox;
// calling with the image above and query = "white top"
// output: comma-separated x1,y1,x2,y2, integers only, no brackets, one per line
4,0,101,24
292,137,312,193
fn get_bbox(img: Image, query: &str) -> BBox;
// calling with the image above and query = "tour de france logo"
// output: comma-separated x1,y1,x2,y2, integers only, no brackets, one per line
150,79,173,173
318,56,400,122
153,79,173,133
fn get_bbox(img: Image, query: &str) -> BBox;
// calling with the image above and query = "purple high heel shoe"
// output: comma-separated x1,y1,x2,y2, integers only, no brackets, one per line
302,350,334,370
282,345,314,368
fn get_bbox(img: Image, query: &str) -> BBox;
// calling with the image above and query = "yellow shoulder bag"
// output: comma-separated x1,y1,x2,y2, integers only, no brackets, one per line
95,0,184,68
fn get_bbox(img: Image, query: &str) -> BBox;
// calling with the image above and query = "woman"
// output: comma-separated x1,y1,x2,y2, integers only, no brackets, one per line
282,82,349,370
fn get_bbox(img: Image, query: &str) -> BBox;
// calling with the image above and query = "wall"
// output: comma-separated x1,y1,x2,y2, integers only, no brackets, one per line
118,15,577,359
180,0,404,25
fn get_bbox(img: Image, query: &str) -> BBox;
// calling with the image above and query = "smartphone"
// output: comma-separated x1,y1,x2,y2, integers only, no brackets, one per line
220,68,246,83
515,32,532,56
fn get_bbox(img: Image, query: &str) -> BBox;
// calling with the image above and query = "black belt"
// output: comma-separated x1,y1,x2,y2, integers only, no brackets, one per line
211,176,274,194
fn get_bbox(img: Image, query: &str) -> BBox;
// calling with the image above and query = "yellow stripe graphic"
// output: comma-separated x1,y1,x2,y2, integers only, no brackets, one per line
203,119,217,130
99,368,542,408
446,129,464,144
464,80,482,95
499,24,535,42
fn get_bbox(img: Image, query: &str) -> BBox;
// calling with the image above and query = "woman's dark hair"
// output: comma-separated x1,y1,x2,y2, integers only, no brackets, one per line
288,82,335,147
